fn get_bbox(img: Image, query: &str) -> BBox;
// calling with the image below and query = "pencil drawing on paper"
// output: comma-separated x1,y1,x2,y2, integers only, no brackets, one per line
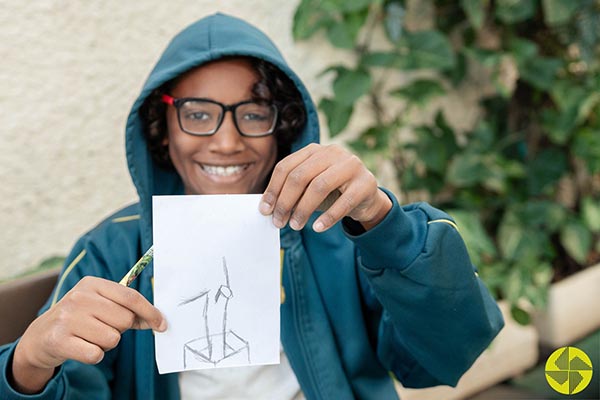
179,257,250,369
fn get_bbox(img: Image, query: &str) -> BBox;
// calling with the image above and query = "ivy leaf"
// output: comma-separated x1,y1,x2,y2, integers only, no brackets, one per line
323,0,373,13
573,127,600,174
511,305,531,326
495,0,536,24
389,79,446,107
508,38,538,64
293,0,333,40
464,47,503,68
319,98,353,137
560,219,592,264
384,2,405,43
541,107,578,145
398,30,456,70
349,125,392,153
326,10,368,49
542,0,580,26
360,51,400,67
461,0,488,29
527,148,567,195
332,67,372,105
447,152,487,187
582,197,600,233
519,57,562,90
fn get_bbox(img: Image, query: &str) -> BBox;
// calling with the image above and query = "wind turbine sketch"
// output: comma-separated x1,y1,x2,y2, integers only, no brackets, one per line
179,257,250,369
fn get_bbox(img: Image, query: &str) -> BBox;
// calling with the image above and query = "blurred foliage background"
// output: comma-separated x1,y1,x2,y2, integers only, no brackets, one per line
293,0,600,324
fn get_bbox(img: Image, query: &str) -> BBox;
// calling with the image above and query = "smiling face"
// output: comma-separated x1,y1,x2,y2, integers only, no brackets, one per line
165,59,278,195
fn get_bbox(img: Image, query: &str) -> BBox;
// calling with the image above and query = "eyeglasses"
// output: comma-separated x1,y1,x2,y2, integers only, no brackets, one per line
161,94,278,137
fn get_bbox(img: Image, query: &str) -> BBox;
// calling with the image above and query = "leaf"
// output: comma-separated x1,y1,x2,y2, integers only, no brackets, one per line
542,0,580,26
461,0,488,29
511,305,531,325
582,197,600,233
326,10,368,49
527,148,567,195
560,220,592,264
319,98,353,137
360,51,400,67
508,38,538,64
573,127,600,174
332,67,372,105
541,107,578,145
293,0,333,40
389,79,446,107
384,2,404,43
398,30,456,70
495,0,536,24
518,57,562,90
577,92,600,124
443,50,468,86
447,153,487,187
497,210,554,262
464,47,502,68
323,0,373,13
520,201,567,232
350,125,392,152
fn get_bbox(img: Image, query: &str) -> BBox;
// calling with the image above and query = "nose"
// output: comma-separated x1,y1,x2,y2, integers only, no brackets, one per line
207,111,245,154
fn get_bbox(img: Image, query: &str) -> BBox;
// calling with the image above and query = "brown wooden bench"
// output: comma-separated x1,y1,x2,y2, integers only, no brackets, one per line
0,269,60,346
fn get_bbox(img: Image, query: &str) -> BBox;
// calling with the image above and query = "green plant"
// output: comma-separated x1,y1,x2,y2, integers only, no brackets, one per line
293,0,600,324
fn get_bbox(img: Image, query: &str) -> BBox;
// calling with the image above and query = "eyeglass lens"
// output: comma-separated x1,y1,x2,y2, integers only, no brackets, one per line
178,100,276,135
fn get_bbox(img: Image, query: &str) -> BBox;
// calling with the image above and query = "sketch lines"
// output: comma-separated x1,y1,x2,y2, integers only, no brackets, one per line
179,257,250,369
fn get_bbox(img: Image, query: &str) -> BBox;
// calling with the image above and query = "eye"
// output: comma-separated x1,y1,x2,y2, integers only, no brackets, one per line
242,112,268,121
186,112,211,121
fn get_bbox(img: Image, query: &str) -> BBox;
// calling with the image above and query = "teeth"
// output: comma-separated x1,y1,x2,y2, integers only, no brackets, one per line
202,164,248,176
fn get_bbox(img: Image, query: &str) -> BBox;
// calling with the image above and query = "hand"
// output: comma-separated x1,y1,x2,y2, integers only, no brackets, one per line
259,143,392,232
11,276,166,394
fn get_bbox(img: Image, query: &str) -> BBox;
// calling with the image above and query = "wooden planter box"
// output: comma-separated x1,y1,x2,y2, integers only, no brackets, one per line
395,301,538,400
533,262,600,347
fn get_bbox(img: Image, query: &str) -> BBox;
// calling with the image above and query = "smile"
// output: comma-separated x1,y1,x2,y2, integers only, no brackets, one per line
200,163,251,177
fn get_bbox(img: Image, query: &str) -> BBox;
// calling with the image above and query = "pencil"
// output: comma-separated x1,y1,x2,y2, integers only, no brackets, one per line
119,245,154,286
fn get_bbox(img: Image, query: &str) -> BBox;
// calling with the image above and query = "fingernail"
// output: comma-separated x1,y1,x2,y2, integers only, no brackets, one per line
313,220,325,232
272,215,283,228
290,218,301,231
259,200,271,215
158,319,168,332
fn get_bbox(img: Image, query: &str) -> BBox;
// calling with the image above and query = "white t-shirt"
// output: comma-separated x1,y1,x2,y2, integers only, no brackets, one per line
179,348,304,400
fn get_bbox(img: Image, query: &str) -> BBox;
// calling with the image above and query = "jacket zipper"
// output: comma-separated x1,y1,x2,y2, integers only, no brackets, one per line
285,249,324,400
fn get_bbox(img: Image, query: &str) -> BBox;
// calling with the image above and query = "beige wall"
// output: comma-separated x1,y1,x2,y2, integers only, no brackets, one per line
0,1,480,279
0,0,346,279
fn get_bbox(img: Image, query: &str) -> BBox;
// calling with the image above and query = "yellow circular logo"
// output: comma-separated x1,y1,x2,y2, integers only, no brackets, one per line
545,346,593,395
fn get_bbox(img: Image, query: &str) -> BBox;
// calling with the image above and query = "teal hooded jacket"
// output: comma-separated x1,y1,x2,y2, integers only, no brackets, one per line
0,13,503,400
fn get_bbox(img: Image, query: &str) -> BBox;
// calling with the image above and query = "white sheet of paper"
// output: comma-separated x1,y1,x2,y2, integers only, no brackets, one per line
153,194,280,374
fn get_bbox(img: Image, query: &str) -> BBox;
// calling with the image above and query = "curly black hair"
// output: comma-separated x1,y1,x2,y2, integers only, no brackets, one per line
139,57,307,170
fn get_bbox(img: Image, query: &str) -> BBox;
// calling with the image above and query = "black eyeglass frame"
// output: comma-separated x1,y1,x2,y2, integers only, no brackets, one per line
161,94,278,137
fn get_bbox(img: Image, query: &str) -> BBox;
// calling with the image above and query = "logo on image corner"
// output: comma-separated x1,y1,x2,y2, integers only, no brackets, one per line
545,346,593,395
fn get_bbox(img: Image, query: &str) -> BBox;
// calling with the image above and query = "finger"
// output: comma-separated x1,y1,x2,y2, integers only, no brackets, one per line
271,151,334,229
88,278,167,332
60,336,106,365
61,283,138,333
71,316,122,352
90,297,138,333
288,162,355,230
260,143,319,216
312,180,369,232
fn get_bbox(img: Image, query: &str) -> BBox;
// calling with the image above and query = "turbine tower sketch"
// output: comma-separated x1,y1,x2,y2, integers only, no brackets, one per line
179,257,250,369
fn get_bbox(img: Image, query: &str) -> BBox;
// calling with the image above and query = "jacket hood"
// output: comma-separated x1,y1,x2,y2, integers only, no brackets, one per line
124,13,320,250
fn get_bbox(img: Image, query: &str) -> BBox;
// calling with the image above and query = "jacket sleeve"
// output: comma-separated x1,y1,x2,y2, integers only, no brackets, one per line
343,188,504,388
0,235,117,400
